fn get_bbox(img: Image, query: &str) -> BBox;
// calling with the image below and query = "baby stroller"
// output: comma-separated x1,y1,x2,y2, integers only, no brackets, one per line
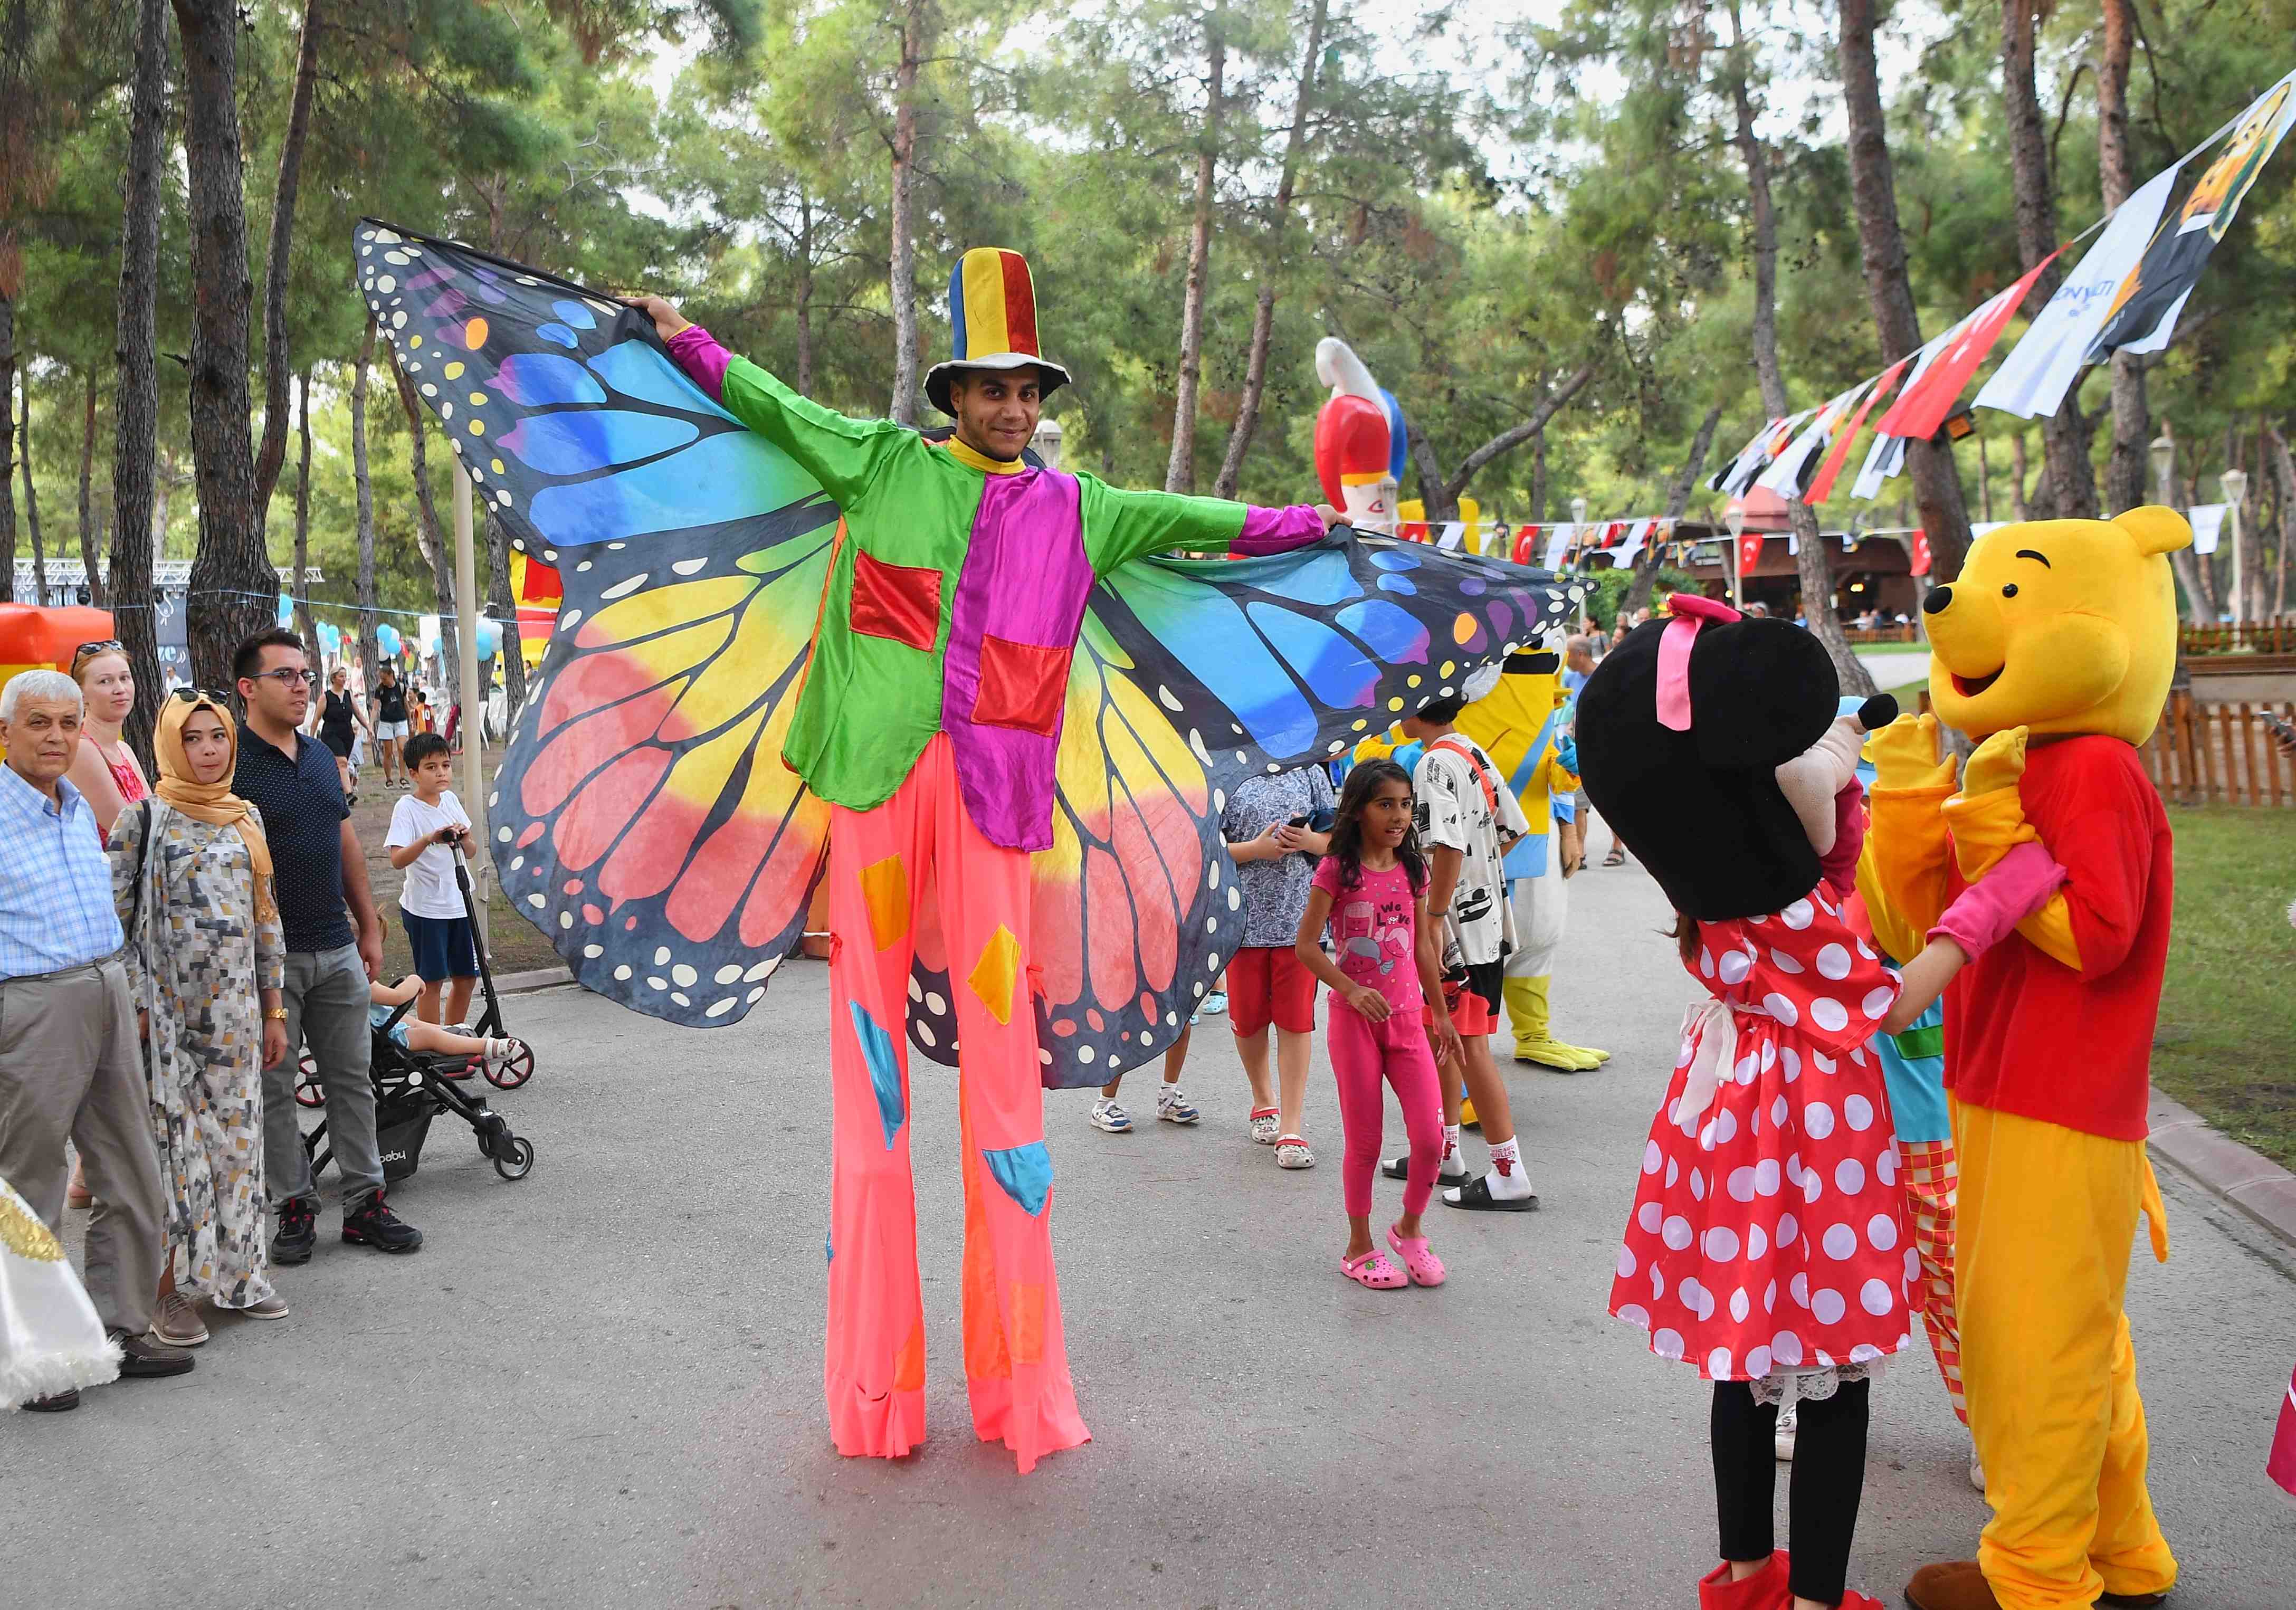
302,994,535,1185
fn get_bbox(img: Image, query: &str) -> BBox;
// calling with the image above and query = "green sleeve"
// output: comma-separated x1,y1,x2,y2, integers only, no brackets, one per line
1076,473,1250,575
716,355,909,508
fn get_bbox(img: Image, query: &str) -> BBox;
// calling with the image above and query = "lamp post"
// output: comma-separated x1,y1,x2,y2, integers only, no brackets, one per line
1031,416,1064,472
2149,430,2176,506
1723,506,1747,609
2221,468,2249,628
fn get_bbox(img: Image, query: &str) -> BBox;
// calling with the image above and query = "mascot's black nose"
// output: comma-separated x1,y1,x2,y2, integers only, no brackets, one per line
1922,584,1953,616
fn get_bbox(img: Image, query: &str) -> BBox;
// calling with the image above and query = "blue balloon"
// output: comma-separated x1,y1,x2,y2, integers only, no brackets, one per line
276,593,294,627
376,622,403,658
317,622,341,653
477,618,502,657
1378,388,1408,486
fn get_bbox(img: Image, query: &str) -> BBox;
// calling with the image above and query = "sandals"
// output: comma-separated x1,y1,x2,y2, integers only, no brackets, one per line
1382,1154,1471,1188
1247,1107,1280,1145
1340,1248,1406,1290
1443,1174,1538,1212
1275,1135,1315,1169
1386,1224,1446,1286
1602,846,1627,868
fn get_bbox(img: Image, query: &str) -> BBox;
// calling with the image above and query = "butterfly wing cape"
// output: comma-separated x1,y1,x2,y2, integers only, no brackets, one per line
356,220,1576,1088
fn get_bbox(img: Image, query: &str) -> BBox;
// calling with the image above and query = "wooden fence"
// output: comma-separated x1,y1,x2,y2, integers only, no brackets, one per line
2179,618,2296,655
1914,690,2296,807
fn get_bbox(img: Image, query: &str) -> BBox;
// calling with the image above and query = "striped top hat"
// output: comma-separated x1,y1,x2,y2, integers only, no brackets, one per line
926,247,1072,418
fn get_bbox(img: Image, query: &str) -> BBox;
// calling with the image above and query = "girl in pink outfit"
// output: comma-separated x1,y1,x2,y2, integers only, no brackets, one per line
1295,759,1461,1290
2271,1361,2296,1502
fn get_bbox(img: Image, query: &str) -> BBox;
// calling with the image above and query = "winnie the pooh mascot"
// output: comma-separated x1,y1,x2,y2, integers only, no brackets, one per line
1868,508,2187,1610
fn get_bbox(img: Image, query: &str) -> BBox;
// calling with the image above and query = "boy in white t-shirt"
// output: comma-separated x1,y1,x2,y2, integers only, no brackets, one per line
385,732,477,1026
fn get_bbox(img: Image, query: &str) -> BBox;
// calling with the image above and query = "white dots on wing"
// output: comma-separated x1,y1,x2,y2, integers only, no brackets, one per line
526,893,545,909
747,986,766,1004
1158,685,1182,712
672,558,708,576
916,1022,936,1048
1189,730,1212,768
370,227,402,243
745,958,778,983
496,825,511,842
653,947,672,965
599,574,648,601
575,560,592,573
704,997,737,1018
1226,887,1241,910
647,976,666,990
557,912,573,929
614,965,632,981
583,945,603,959
671,992,690,1007
670,964,698,988
907,975,923,1002
714,964,744,984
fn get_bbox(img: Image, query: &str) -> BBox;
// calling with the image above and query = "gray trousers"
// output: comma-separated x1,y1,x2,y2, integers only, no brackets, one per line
0,957,163,1337
261,944,383,1210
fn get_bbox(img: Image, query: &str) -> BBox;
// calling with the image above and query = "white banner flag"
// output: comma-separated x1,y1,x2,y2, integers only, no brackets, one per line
1437,521,1466,550
1613,518,1652,568
1973,163,2184,420
1544,523,1575,570
2188,503,2226,555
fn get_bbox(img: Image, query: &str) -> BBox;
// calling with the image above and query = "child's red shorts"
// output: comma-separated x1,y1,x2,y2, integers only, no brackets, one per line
1225,945,1318,1036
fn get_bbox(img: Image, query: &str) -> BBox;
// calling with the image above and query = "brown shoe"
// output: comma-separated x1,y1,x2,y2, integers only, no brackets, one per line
21,1388,81,1411
109,1327,196,1378
1905,1561,2000,1610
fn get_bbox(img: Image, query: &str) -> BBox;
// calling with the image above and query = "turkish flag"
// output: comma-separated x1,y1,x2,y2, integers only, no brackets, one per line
1875,251,2060,443
1738,529,1765,574
1911,531,1933,577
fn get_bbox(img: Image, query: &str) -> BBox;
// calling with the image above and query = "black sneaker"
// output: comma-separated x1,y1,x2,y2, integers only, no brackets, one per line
110,1328,196,1378
272,1197,319,1264
342,1193,423,1253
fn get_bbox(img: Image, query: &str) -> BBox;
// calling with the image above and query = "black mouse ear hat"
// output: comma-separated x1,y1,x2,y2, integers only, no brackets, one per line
1575,595,1840,921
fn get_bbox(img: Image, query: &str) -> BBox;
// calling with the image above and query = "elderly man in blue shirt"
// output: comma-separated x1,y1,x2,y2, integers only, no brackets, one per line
0,668,195,1408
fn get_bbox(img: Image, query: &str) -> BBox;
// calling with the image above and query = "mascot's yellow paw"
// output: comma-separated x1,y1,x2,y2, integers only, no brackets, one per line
1962,726,2031,796
1864,712,1957,791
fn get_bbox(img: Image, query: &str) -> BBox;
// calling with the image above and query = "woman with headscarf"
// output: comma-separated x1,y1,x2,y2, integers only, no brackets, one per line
109,690,291,1348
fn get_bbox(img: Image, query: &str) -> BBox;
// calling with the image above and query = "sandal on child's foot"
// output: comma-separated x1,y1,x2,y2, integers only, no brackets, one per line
1443,1174,1538,1212
1382,1154,1471,1188
1247,1107,1280,1145
1385,1224,1445,1286
1339,1248,1406,1290
1274,1135,1314,1169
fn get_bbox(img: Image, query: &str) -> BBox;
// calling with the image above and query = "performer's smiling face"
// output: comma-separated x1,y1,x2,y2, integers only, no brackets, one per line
950,368,1043,463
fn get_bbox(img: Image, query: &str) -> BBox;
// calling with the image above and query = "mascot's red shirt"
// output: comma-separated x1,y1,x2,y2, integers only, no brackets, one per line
1941,736,2173,1142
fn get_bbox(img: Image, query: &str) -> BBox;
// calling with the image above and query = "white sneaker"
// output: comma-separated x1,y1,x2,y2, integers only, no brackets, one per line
1775,1402,1798,1461
1090,1098,1132,1133
1157,1085,1201,1125
1968,1447,1985,1492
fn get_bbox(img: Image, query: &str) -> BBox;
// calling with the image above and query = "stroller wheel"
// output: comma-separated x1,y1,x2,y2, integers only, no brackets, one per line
293,1050,325,1109
491,1134,534,1181
484,1039,535,1090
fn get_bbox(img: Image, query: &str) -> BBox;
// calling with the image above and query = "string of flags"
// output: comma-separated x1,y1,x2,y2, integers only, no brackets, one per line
1712,66,2295,509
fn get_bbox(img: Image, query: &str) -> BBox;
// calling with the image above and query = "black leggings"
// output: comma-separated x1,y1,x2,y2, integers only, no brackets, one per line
1711,1377,1870,1607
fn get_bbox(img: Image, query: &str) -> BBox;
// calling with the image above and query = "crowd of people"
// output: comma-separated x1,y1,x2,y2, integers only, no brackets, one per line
0,627,507,1413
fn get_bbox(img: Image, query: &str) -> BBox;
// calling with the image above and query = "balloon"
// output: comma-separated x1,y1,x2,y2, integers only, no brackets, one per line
317,622,341,654
476,617,502,658
419,614,441,655
1314,393,1390,509
376,622,403,658
276,593,294,627
1316,336,1382,404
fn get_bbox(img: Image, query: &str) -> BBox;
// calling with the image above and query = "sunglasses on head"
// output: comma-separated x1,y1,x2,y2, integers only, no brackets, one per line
75,639,125,658
170,687,233,706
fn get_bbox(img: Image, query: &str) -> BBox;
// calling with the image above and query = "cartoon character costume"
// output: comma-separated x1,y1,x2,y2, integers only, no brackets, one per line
2,1175,121,1408
356,224,1571,1472
1868,509,2189,1610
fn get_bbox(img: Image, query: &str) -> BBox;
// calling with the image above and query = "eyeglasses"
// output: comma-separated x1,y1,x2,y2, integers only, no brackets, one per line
74,639,125,658
246,668,318,688
170,687,233,706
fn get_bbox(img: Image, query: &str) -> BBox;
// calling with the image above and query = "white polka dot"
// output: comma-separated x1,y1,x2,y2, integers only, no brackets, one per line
1803,1169,1825,1206
1711,1107,1739,1145
1867,1213,1899,1251
1862,985,1895,1021
1690,1167,1707,1201
1844,1094,1875,1132
1666,1157,1680,1187
1763,992,1799,1026
1616,1246,1638,1278
1771,1329,1805,1366
1764,1279,1779,1312
1850,1343,1884,1363
1857,938,1876,959
1816,942,1853,979
1823,1223,1857,1260
1805,1101,1836,1140
1876,1146,1899,1186
1651,1265,1668,1301
1617,1303,1650,1329
1643,1139,1664,1174
1638,1201,1662,1234
1699,947,1715,978
1746,1344,1773,1377
1810,996,1849,1033
1813,1051,1837,1075
1815,1348,1835,1367
1704,1226,1741,1262
1771,1094,1789,1128
1729,1287,1751,1323
1811,1287,1846,1325
1707,1346,1734,1378
1835,1158,1866,1195
1905,1247,1921,1281
1662,1215,1693,1251
1779,1046,1802,1082
1653,1328,1685,1360
1780,899,1814,929
1746,1223,1768,1260
1754,1159,1781,1197
1718,950,1751,985
1777,1212,1799,1247
1860,1279,1894,1316
1734,1053,1758,1085
1769,948,1805,974
1728,1166,1758,1203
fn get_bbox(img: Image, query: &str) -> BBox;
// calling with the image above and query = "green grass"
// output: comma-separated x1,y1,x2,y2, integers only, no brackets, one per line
2153,806,2296,1171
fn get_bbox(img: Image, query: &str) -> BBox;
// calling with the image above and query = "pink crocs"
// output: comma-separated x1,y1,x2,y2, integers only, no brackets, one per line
1386,1224,1446,1287
1340,1248,1407,1290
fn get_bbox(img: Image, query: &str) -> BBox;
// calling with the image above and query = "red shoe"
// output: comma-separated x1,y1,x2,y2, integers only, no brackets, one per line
1698,1552,1790,1610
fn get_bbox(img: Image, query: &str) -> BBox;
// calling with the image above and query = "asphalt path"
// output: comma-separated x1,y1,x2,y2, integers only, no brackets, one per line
13,852,2296,1608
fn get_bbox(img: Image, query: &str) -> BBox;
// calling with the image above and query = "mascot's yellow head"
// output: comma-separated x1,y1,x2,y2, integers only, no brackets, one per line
1923,506,2189,746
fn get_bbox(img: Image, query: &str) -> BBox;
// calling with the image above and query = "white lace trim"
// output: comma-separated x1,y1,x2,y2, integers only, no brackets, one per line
1748,1359,1885,1408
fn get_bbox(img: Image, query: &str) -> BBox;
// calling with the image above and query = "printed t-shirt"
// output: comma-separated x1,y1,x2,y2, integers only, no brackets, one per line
1312,858,1423,1013
1223,767,1335,949
1413,736,1529,969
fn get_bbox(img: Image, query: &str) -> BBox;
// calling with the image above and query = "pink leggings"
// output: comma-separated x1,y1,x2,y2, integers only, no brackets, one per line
1328,1002,1445,1217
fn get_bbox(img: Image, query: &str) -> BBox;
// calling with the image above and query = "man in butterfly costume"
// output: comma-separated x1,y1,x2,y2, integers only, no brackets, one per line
357,220,1569,1480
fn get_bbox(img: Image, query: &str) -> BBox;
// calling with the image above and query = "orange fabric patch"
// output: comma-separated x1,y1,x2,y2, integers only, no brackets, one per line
894,1317,927,1393
968,924,1023,1025
860,854,910,951
850,549,941,652
1008,1281,1045,1366
959,1102,1013,1381
971,633,1070,736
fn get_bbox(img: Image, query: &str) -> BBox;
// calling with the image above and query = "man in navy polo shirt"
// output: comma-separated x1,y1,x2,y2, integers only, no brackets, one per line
233,629,422,1259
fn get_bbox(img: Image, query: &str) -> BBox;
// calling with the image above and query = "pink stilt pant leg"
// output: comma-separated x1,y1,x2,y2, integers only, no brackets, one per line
1328,1005,1444,1217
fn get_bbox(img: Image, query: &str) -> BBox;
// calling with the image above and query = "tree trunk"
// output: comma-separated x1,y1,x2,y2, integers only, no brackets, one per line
107,0,168,765
1411,361,1601,525
77,371,102,605
485,509,526,720
175,0,276,691
1625,404,1722,617
253,0,322,517
1838,0,1974,582
291,368,320,671
1166,7,1226,496
353,316,379,699
1976,431,1994,523
1529,431,1548,523
2097,0,2150,515
389,348,459,678
2011,430,2032,520
2269,424,2293,618
1728,0,1870,694
20,375,45,603
885,0,926,426
794,195,816,398
2000,0,2097,520
1211,0,1325,501
0,294,15,603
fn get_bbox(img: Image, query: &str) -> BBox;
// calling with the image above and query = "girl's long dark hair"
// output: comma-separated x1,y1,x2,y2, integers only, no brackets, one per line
1328,758,1426,893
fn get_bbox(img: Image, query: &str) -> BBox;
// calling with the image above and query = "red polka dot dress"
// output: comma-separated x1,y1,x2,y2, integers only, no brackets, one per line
1610,880,1917,1384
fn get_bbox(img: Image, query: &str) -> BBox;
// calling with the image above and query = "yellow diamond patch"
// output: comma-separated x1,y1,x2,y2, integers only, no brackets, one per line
859,854,910,951
968,924,1023,1025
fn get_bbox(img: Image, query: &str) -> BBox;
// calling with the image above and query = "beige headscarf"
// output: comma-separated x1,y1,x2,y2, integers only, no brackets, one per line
153,693,276,923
